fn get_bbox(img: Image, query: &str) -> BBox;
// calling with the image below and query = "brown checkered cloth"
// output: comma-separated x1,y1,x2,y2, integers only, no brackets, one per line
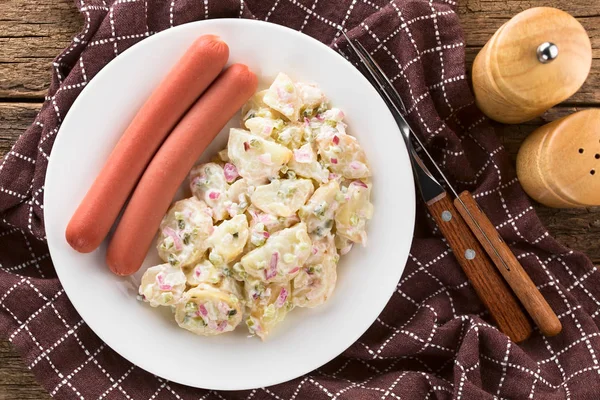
1,0,600,398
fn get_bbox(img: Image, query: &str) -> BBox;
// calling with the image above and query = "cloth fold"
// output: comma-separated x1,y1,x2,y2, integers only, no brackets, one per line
2,0,600,398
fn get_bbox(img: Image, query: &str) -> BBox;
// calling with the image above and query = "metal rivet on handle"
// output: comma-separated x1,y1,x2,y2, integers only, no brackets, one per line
441,211,452,222
537,42,558,63
465,249,476,260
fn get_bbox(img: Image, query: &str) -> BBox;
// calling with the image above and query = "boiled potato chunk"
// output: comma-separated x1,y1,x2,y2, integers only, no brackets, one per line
184,260,222,287
251,179,314,217
241,223,311,283
208,214,249,264
263,72,302,121
299,180,340,236
244,279,292,340
335,181,374,245
316,133,370,179
157,197,213,268
189,162,230,221
292,234,338,308
175,281,243,336
139,263,187,307
227,128,292,182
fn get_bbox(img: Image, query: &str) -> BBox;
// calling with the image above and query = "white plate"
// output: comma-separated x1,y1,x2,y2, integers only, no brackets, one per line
45,19,415,391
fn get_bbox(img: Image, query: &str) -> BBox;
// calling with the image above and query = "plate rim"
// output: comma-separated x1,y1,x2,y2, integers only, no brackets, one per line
44,18,416,390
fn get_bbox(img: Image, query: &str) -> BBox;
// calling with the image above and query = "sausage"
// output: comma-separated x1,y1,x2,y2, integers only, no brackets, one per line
106,64,258,276
65,35,229,253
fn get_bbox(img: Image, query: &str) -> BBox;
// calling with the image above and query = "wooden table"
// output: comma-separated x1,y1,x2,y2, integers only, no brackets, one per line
0,0,598,398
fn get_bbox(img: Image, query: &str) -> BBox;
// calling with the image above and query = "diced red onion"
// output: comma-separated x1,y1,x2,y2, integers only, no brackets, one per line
198,304,208,317
330,158,338,164
288,266,300,275
275,287,289,308
270,252,279,268
156,273,173,291
209,191,221,200
352,180,368,189
216,321,227,332
332,135,340,145
349,161,362,170
162,226,182,251
264,252,279,280
243,142,250,151
293,147,313,163
223,163,239,183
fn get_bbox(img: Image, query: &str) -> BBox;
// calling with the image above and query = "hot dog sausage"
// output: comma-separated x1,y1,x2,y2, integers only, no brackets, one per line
66,35,229,253
106,64,258,276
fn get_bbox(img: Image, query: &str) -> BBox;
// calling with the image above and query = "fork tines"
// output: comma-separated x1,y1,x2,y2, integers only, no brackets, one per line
340,30,407,114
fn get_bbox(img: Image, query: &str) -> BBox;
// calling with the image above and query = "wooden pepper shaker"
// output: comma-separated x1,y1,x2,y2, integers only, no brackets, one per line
517,109,600,208
472,7,591,124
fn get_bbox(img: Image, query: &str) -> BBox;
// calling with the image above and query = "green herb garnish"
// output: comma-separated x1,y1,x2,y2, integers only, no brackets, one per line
168,254,179,266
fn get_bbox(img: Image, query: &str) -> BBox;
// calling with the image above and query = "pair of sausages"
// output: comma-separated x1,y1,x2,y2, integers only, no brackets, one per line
66,35,258,276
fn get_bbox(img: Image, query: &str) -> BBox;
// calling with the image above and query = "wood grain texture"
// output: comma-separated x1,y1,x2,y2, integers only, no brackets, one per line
427,192,533,342
516,109,600,207
471,7,592,123
0,0,81,99
0,103,40,157
455,191,562,336
459,1,600,106
0,0,598,397
0,341,49,400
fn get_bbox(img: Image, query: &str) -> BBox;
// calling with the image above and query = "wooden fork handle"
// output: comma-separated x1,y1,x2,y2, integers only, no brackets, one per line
427,192,532,342
454,191,562,337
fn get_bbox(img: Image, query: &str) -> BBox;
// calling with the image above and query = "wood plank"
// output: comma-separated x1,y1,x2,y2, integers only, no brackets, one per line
0,103,40,158
1,0,600,397
0,341,50,399
0,0,598,104
0,0,81,98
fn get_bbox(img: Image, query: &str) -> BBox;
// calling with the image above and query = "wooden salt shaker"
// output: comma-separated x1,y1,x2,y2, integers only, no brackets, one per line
472,7,591,124
517,109,600,208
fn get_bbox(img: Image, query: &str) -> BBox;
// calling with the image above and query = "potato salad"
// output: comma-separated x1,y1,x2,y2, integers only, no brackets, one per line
138,73,374,340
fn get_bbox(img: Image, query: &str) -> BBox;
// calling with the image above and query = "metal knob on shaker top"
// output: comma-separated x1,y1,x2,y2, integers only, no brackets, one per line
536,42,558,64
472,7,592,124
